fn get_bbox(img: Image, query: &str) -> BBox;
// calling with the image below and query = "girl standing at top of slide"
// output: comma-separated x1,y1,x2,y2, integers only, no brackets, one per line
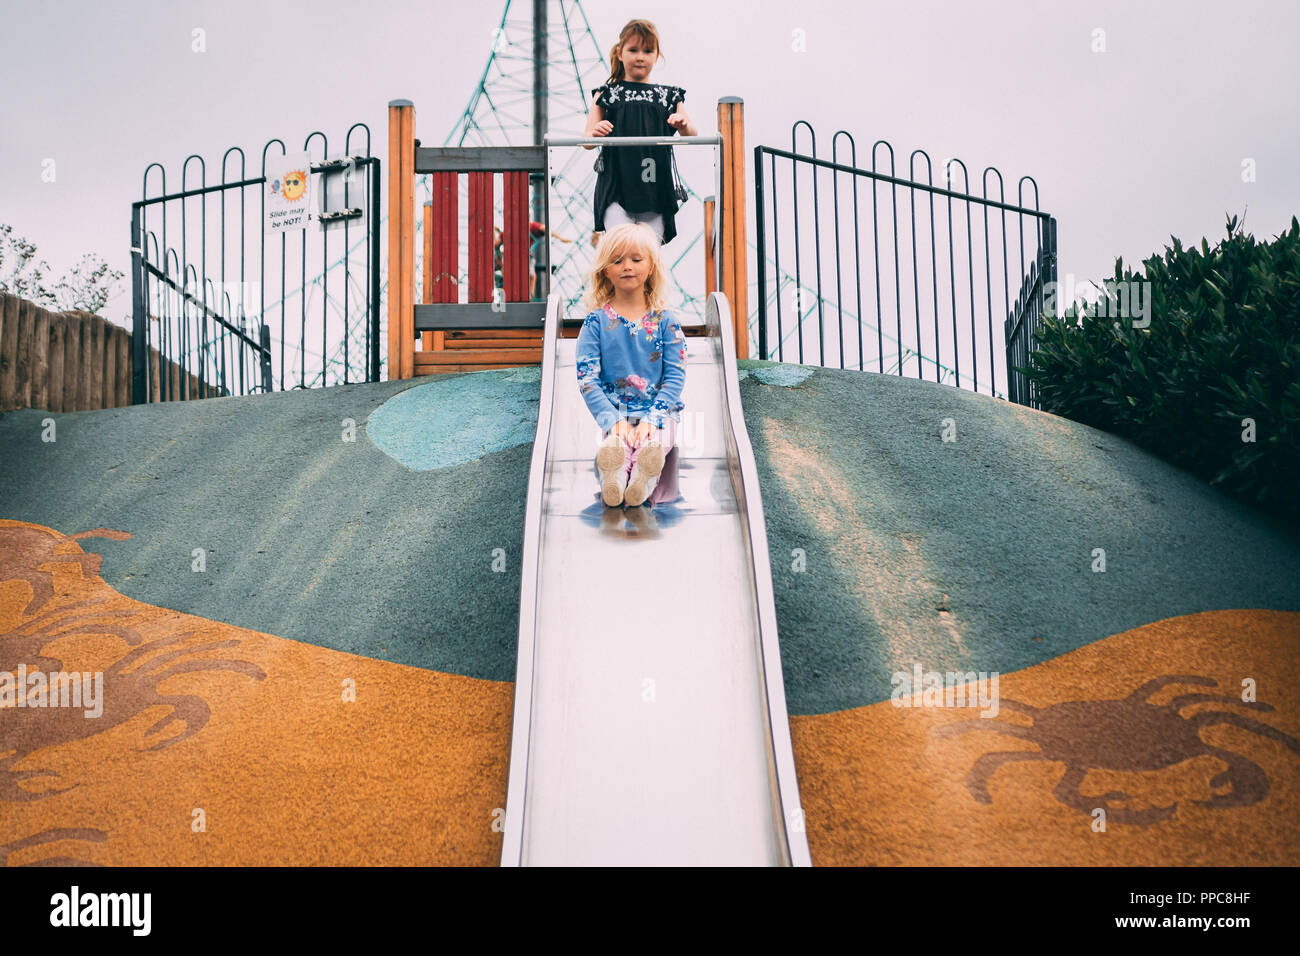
582,18,698,246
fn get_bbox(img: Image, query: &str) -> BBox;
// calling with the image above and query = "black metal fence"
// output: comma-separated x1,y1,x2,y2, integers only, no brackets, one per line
130,124,381,403
754,121,1056,407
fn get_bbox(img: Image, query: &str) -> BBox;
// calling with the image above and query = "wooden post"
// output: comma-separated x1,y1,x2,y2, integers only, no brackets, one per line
102,322,118,408
388,99,416,380
421,202,435,352
167,342,179,403
48,310,66,412
62,314,81,410
703,197,716,297
88,313,105,409
148,345,160,403
717,97,748,359
16,297,35,408
115,326,130,407
77,311,94,409
0,294,12,411
31,306,50,410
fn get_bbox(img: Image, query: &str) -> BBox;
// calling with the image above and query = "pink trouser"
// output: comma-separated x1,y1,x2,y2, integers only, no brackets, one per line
594,416,679,506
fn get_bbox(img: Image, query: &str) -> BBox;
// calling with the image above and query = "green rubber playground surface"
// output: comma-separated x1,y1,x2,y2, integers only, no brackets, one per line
3,360,1296,714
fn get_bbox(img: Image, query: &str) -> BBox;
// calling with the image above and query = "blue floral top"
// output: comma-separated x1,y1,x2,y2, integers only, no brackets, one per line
576,302,687,432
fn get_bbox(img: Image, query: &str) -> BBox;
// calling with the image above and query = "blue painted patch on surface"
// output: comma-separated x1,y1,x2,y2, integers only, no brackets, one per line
751,365,813,387
368,370,539,471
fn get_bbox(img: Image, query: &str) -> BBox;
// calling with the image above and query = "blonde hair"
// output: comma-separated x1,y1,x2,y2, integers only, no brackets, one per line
583,224,670,314
606,19,664,84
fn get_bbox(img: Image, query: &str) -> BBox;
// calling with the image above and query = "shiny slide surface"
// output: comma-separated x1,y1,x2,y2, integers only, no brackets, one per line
501,292,810,866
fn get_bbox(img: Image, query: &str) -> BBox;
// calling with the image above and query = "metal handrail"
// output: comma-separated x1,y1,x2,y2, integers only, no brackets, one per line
501,290,563,867
543,134,722,147
541,132,725,299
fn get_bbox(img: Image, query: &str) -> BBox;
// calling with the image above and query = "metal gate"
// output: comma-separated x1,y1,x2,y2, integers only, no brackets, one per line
130,124,381,403
754,121,1057,407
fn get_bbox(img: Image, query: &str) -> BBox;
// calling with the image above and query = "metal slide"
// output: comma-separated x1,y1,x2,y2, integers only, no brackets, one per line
501,290,811,866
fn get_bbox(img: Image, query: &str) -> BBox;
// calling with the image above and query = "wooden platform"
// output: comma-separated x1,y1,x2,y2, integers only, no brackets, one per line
417,325,557,374
414,321,708,374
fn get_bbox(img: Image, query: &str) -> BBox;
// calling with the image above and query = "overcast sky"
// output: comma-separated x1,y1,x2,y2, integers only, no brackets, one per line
2,0,1296,333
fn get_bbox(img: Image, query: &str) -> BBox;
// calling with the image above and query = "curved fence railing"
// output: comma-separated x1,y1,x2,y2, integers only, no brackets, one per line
755,121,1056,407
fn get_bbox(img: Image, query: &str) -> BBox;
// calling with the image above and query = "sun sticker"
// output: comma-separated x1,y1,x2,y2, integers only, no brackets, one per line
281,170,308,201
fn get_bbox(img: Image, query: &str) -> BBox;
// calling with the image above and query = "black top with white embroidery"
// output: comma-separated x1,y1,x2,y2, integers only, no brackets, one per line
590,80,686,244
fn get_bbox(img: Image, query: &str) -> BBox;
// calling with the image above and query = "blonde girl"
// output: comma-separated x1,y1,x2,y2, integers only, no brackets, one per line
575,223,688,508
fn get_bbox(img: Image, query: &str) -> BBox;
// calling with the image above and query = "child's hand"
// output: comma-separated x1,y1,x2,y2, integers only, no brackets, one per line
592,120,613,137
611,419,636,444
629,421,653,447
667,106,697,136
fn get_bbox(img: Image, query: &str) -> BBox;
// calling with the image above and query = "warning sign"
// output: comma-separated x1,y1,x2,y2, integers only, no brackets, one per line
265,153,312,234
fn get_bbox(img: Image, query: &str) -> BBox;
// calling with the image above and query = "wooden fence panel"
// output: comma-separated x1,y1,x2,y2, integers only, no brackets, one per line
0,293,238,411
103,322,118,409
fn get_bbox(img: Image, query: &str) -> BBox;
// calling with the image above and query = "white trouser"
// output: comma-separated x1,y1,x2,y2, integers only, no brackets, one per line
603,202,664,243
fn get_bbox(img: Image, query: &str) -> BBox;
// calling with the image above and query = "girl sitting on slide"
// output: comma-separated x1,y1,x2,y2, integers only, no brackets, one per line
576,223,687,509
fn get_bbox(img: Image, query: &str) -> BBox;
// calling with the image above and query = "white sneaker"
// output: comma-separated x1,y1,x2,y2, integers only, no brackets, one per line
597,434,630,507
624,441,665,507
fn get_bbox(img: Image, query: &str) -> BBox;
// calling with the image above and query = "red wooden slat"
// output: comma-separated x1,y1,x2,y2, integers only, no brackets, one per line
450,171,461,303
468,172,493,302
430,171,458,304
503,171,529,302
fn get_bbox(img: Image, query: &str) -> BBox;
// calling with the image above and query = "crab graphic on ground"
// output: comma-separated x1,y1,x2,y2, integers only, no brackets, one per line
1,523,267,803
0,518,512,866
935,674,1300,825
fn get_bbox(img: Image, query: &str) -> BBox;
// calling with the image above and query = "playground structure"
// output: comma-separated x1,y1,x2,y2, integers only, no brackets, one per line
384,98,751,375
124,0,1055,410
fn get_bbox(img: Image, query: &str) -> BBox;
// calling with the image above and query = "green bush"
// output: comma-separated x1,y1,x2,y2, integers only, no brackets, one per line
1023,214,1300,530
